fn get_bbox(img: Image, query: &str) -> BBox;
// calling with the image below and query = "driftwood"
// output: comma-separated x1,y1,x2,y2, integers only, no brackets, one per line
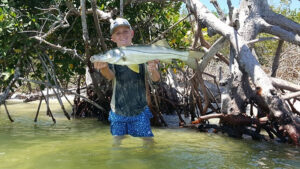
131,0,300,145
189,0,299,145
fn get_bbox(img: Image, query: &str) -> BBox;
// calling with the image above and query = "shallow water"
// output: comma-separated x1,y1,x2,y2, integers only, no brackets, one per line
0,100,299,169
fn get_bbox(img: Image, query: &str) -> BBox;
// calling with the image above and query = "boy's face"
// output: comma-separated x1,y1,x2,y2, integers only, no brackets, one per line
111,26,134,47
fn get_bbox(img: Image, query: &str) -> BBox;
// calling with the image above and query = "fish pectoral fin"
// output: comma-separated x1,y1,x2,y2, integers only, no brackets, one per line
127,64,140,73
153,39,171,48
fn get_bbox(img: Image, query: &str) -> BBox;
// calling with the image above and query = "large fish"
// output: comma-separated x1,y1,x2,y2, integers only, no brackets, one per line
90,41,204,72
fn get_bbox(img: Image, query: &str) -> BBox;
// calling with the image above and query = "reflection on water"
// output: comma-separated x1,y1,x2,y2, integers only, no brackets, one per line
0,100,299,169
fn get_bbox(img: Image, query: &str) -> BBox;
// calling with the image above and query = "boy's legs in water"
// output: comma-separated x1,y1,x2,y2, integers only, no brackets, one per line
113,136,154,147
142,137,154,147
112,135,126,147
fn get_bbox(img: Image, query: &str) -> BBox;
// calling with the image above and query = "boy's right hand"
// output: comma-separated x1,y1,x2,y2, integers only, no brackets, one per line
94,61,115,80
94,62,108,70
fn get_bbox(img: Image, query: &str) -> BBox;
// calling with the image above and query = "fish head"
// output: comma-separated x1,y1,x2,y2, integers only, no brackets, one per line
101,50,117,62
94,49,123,64
90,48,128,64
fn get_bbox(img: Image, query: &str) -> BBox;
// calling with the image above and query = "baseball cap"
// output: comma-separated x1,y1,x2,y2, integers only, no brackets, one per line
110,18,132,34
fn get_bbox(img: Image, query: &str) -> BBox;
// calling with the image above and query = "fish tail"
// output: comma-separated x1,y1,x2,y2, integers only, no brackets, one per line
188,51,204,60
185,50,204,69
185,57,198,70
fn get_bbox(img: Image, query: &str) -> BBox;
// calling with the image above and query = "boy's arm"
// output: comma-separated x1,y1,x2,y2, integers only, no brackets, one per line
94,62,115,80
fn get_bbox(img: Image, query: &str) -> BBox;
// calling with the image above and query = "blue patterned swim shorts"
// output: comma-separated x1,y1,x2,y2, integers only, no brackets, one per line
108,106,154,137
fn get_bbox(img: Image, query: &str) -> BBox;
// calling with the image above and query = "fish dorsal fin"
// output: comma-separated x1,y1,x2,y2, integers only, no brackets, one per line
153,39,171,48
127,64,140,73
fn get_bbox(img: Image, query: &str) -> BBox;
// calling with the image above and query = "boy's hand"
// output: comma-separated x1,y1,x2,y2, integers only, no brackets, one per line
147,60,160,82
94,62,108,70
94,61,115,80
147,60,159,72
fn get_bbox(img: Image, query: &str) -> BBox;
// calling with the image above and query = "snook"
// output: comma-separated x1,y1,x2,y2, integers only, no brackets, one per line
90,45,204,69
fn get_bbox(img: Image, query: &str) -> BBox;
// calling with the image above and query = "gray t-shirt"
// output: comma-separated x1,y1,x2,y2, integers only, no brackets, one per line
109,64,147,116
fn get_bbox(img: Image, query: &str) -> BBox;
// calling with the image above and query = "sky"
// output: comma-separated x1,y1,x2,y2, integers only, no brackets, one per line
200,0,300,12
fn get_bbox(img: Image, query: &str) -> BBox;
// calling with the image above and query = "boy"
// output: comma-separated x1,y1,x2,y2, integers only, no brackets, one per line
93,18,160,146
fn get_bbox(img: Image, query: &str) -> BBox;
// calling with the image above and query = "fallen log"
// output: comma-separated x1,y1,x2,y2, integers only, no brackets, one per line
189,112,299,145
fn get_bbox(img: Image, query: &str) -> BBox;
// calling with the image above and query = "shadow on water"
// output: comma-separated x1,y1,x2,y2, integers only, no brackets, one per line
0,100,299,169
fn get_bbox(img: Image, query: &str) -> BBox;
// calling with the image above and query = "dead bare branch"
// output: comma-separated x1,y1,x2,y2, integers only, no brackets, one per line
271,40,284,77
32,36,84,61
41,12,70,38
65,1,80,15
264,11,300,36
196,73,210,115
120,0,124,17
150,13,191,44
227,0,234,23
19,77,106,112
86,8,116,20
4,102,14,122
0,65,21,105
34,97,43,122
192,22,201,49
198,36,226,72
41,55,71,120
271,77,300,92
35,7,59,12
282,91,300,100
197,23,229,65
81,0,90,46
210,0,226,21
91,0,108,51
39,55,70,120
260,19,300,45
62,16,79,43
125,0,166,4
246,37,280,45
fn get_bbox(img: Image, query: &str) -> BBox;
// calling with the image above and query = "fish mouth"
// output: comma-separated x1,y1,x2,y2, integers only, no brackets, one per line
90,56,96,62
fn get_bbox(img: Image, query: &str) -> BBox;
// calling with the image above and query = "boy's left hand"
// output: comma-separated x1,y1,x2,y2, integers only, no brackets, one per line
147,60,159,72
147,60,160,82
